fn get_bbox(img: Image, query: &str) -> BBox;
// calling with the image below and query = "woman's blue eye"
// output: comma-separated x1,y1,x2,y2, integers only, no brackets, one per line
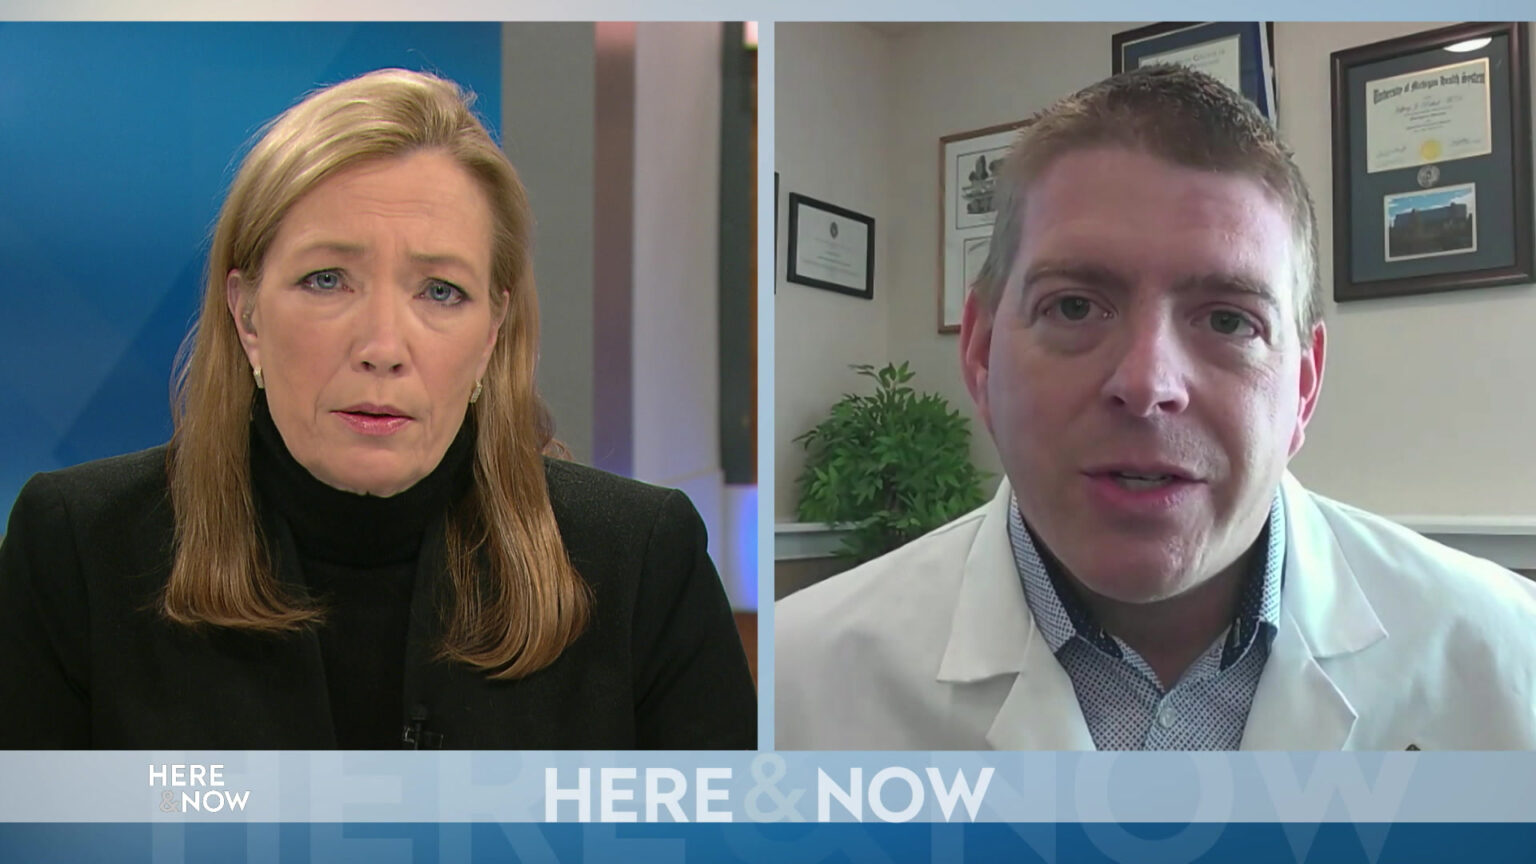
425,281,465,305
301,270,342,291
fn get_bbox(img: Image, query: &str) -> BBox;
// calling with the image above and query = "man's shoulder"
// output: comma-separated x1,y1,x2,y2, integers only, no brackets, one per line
776,503,990,649
1295,481,1536,634
1289,481,1536,745
773,504,999,749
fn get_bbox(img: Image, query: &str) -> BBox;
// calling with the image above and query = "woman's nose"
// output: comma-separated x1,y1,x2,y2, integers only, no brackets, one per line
353,291,409,374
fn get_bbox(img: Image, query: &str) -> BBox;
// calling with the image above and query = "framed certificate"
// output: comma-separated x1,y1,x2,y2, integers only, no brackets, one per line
786,193,875,300
1113,22,1277,122
938,119,1030,332
1331,22,1532,301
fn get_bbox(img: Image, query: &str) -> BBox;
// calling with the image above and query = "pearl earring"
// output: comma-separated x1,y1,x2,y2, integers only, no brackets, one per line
253,367,264,390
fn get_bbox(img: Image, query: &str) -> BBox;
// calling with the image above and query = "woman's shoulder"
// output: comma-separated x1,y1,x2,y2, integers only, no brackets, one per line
4,446,175,614
540,457,706,561
10,446,173,540
20,446,171,508
541,457,679,512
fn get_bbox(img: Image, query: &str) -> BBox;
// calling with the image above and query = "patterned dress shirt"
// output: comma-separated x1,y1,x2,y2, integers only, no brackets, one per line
1007,492,1285,750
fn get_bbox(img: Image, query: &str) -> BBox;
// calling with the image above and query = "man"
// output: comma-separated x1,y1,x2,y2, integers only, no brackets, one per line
775,66,1536,750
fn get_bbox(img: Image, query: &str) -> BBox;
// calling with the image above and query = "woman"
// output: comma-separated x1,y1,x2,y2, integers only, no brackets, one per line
0,69,756,749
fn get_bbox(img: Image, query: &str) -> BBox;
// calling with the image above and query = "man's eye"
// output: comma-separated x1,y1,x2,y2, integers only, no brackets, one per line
423,281,465,305
1046,296,1101,322
1208,310,1259,337
300,270,342,291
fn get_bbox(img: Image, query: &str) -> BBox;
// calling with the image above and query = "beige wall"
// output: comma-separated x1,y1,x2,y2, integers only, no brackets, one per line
776,21,1536,523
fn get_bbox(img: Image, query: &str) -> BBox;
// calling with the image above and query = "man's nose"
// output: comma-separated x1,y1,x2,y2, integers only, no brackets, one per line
1100,315,1191,417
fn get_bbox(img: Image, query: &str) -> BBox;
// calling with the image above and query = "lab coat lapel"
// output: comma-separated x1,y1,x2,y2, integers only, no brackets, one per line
985,636,1097,750
937,480,1096,751
1241,608,1358,749
1241,474,1386,750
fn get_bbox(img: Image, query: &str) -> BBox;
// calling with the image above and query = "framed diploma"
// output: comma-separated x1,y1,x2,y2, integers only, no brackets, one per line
786,193,875,300
1113,23,1277,122
1331,22,1532,301
938,119,1029,333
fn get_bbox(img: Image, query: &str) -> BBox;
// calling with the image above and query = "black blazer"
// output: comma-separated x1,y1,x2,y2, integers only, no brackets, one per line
0,447,756,749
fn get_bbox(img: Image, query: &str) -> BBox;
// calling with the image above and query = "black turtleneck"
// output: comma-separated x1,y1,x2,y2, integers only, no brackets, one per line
249,395,475,748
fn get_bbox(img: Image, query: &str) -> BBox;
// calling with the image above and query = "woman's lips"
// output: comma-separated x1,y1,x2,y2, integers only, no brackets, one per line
333,410,412,437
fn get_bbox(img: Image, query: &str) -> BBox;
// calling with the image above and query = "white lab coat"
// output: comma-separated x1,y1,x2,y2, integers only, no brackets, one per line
775,474,1536,750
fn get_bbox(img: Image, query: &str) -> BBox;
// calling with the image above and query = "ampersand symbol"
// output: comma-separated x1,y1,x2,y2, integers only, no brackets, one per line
159,790,178,813
744,754,804,821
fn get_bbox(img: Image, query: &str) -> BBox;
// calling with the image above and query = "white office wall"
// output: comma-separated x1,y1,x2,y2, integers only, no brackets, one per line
774,22,896,519
882,23,1135,486
1276,22,1536,518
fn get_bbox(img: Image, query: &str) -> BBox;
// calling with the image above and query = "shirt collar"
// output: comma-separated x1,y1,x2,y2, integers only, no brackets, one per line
1009,490,1285,670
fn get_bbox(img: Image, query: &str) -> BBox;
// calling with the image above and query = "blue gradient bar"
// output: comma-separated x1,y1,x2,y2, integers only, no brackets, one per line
3,822,1536,863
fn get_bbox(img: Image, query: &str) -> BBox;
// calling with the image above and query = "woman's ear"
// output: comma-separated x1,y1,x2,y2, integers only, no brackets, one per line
225,270,262,370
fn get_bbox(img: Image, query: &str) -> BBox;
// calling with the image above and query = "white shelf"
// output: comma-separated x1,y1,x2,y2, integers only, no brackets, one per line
774,521,851,560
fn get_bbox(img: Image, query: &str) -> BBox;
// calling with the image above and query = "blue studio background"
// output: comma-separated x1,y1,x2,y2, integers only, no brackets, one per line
0,22,502,527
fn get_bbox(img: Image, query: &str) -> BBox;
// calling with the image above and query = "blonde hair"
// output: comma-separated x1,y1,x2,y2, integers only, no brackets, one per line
974,65,1322,337
167,68,590,679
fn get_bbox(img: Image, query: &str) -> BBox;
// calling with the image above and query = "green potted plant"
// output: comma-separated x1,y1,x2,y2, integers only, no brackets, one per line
795,362,989,563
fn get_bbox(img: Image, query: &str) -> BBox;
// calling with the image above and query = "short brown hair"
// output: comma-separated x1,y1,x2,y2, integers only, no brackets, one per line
974,64,1321,336
169,69,590,679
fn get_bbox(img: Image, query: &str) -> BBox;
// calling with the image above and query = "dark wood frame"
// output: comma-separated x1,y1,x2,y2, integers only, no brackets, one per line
1330,22,1533,302
785,192,875,300
937,119,1031,333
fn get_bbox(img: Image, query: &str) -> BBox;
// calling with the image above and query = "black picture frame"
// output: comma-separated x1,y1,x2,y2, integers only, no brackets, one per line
1113,22,1277,122
785,193,875,300
1331,22,1533,302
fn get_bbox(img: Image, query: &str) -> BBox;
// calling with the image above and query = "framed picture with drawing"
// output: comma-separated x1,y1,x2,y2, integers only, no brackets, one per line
938,119,1028,333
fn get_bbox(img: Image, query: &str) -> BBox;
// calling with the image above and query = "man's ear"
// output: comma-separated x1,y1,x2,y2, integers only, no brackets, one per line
960,288,997,436
225,270,261,370
1289,320,1326,457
